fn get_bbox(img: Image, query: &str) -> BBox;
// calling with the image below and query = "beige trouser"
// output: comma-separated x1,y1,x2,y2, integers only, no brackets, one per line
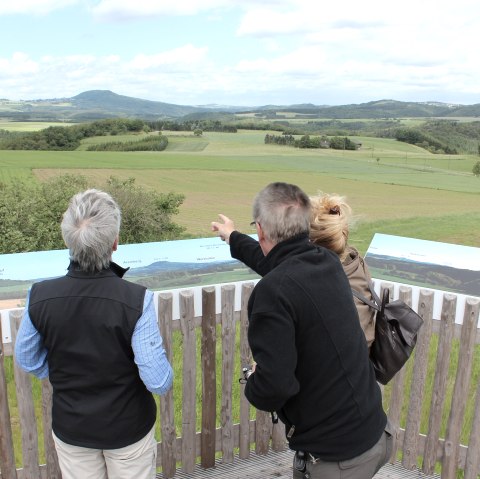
52,426,157,479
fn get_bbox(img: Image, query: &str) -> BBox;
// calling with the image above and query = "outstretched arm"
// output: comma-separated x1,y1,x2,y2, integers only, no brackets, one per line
211,214,236,244
211,214,269,276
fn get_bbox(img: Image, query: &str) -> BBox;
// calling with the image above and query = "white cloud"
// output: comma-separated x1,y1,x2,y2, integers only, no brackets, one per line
0,0,77,15
91,0,230,21
0,52,38,75
0,47,217,103
1,0,480,105
128,45,209,71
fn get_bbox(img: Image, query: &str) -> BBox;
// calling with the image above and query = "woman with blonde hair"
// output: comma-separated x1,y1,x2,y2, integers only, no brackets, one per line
309,193,375,349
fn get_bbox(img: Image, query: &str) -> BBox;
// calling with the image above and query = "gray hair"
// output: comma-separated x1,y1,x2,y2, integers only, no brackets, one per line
61,189,121,272
252,182,311,244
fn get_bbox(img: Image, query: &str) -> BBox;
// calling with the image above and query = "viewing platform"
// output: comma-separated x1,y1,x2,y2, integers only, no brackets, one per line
156,449,440,479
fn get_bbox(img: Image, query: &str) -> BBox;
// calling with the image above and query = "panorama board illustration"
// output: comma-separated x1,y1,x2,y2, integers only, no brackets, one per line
0,236,260,309
365,234,479,297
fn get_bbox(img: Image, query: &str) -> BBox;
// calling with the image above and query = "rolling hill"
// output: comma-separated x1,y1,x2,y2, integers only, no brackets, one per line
1,90,480,122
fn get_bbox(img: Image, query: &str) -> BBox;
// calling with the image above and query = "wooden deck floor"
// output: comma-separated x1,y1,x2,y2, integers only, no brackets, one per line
156,449,440,479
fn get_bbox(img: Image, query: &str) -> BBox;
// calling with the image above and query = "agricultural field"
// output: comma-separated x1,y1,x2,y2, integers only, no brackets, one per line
0,120,70,131
0,126,479,253
1,126,479,251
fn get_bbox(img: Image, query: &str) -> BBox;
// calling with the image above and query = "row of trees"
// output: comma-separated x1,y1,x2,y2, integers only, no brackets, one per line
0,119,149,151
146,119,237,133
0,175,185,254
87,134,168,151
265,134,359,150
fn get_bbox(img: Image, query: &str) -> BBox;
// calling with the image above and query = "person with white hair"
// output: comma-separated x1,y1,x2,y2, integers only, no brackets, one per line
15,189,173,479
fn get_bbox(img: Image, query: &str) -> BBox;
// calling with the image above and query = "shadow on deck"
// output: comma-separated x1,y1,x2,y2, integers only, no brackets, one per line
156,449,440,479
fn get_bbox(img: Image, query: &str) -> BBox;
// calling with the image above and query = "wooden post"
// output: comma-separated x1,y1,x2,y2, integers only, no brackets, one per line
442,298,479,478
158,293,176,478
179,290,196,473
200,287,216,468
422,293,456,474
41,379,61,479
387,285,411,462
10,309,41,479
464,379,480,479
402,289,434,470
239,283,253,459
255,410,271,455
387,367,406,463
0,313,18,479
271,420,286,452
220,285,235,463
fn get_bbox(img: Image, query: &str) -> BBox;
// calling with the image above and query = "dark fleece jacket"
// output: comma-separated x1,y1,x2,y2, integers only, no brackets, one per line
230,231,386,461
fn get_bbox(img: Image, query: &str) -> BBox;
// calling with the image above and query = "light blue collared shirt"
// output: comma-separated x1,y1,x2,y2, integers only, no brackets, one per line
14,289,173,395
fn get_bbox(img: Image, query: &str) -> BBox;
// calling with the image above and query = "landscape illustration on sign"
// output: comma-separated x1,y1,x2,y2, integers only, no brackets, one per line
365,234,480,297
2,233,479,310
0,236,260,309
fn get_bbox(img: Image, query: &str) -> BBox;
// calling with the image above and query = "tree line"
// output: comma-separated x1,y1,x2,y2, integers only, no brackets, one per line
87,134,168,151
265,134,359,150
0,118,148,151
1,116,479,155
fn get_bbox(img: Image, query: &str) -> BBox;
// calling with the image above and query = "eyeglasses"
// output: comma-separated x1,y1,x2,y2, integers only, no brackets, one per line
249,221,257,227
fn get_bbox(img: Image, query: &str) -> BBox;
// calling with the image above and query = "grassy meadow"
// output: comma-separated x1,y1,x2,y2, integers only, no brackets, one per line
0,128,479,251
1,123,479,474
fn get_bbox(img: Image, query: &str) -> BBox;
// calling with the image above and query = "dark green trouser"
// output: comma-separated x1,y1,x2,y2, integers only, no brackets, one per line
292,421,393,479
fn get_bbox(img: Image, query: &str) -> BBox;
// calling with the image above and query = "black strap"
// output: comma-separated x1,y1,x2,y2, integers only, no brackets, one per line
352,282,389,314
351,287,379,310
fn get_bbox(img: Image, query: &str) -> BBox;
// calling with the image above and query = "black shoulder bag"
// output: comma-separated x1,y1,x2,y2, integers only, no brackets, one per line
352,284,424,385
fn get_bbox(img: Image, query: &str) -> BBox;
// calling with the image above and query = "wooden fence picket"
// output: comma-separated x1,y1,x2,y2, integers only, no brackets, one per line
239,283,253,459
422,293,456,474
200,287,216,468
40,380,61,479
179,291,196,473
9,310,41,479
402,289,434,470
464,379,480,479
0,313,17,479
220,285,235,463
442,298,479,478
158,293,176,478
387,285,412,462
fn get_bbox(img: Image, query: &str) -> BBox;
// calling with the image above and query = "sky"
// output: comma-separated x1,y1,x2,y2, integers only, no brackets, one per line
1,0,480,106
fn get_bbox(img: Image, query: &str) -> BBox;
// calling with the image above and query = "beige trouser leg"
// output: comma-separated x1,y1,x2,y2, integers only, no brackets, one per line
53,426,157,479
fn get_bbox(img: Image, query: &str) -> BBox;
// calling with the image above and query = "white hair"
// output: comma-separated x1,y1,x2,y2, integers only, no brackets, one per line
61,189,121,272
252,182,310,244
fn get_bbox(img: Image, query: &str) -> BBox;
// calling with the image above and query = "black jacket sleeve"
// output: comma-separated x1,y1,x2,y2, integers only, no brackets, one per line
229,231,270,277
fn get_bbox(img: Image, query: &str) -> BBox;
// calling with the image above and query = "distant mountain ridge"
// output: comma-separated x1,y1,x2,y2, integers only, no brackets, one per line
1,89,480,121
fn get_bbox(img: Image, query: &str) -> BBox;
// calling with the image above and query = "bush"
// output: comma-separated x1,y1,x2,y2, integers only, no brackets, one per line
0,175,185,254
473,161,480,177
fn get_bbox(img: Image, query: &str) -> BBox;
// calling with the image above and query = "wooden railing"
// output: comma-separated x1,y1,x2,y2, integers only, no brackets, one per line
0,281,479,479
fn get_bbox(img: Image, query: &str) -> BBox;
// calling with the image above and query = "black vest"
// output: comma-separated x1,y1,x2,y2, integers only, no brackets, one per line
29,261,157,449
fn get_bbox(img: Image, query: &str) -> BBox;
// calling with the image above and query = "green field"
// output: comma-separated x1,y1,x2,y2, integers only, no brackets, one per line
0,120,71,131
0,127,479,251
